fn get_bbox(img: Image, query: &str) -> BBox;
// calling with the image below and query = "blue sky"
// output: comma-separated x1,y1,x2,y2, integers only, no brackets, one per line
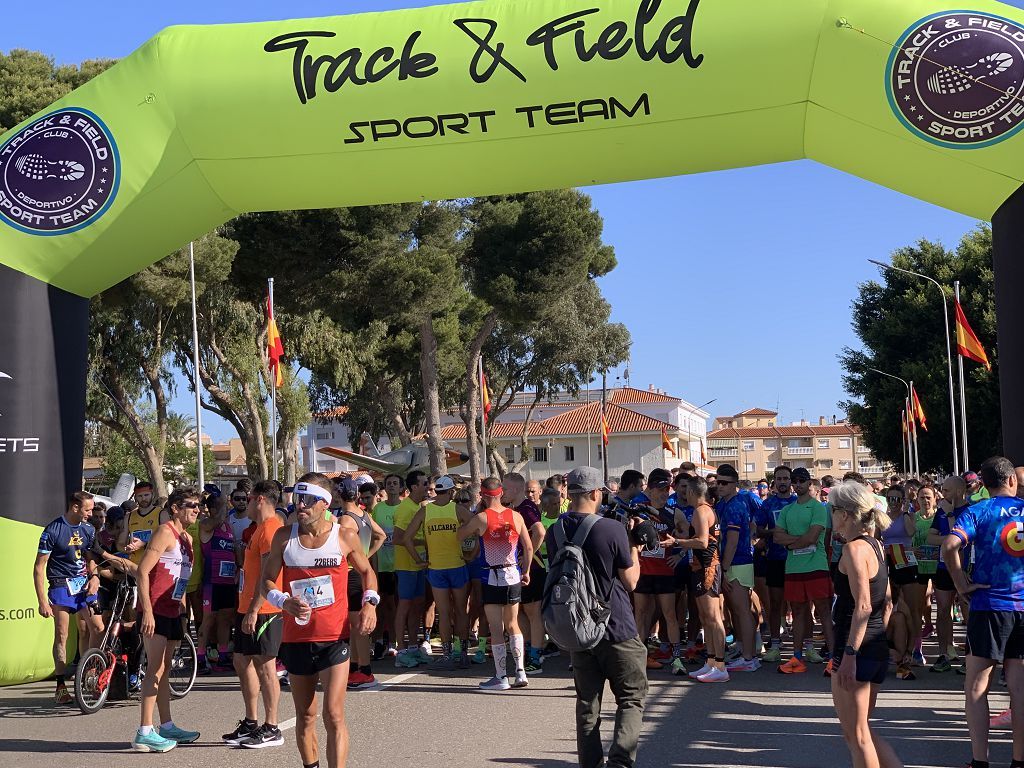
3,0,1014,441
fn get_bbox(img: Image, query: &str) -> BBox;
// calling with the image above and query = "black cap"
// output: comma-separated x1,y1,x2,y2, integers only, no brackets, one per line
647,468,673,489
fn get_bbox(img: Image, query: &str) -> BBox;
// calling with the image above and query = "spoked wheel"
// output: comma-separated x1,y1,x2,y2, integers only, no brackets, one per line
74,648,113,714
168,633,197,699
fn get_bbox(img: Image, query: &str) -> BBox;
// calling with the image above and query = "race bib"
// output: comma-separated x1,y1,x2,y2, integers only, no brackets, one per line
383,531,394,546
218,560,236,579
889,543,917,568
131,529,153,545
66,575,87,595
642,545,666,559
237,570,244,594
461,536,478,554
172,578,189,600
289,575,335,610
791,544,817,557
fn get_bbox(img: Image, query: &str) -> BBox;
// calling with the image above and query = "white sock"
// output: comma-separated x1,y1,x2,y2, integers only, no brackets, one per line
492,643,507,679
160,721,173,729
138,726,153,736
510,634,526,674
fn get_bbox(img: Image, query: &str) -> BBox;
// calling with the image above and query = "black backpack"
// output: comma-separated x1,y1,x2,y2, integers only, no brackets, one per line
542,515,612,652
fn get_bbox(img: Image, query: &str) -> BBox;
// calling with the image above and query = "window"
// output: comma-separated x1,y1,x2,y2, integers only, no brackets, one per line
817,439,830,449
742,441,754,451
764,440,778,450
533,447,548,463
316,431,334,440
744,462,755,473
765,461,777,470
504,446,515,462
787,439,803,449
839,438,851,449
817,459,833,469
564,445,575,462
839,460,852,470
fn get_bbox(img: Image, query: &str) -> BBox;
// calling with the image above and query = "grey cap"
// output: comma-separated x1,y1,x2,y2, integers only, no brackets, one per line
566,466,609,495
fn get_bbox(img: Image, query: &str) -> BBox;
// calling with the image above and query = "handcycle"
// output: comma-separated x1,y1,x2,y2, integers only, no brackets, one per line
74,575,198,714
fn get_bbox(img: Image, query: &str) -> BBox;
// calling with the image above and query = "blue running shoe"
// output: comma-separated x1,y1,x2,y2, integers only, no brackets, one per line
132,731,177,752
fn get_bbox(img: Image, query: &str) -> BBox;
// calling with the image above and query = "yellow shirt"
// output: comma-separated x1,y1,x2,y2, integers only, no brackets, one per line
126,506,161,565
186,521,203,591
424,502,464,570
393,498,426,571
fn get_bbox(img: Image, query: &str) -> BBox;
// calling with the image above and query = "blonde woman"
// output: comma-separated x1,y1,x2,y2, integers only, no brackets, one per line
829,481,902,768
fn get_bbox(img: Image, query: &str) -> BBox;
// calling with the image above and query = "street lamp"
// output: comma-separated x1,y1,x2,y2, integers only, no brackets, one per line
868,259,959,474
680,398,717,465
867,367,915,476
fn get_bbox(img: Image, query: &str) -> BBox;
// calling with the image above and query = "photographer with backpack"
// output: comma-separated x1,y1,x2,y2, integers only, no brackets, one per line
543,467,648,768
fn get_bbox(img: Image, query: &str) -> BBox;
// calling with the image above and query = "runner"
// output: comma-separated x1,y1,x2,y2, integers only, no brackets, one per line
457,486,490,665
33,491,105,704
911,485,940,667
881,484,922,681
927,476,969,673
942,457,1024,768
502,472,547,673
772,467,833,674
119,481,166,566
755,466,796,664
402,475,473,668
828,481,900,768
337,477,386,688
133,487,201,752
263,472,379,768
197,488,236,676
393,470,432,666
370,475,402,659
716,464,760,672
457,476,534,691
228,486,253,542
223,480,285,750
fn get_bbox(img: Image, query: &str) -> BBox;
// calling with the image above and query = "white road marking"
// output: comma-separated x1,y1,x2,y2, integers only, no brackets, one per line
278,670,422,732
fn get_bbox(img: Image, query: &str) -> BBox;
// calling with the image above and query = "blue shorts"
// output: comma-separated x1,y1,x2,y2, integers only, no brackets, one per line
396,569,426,601
469,557,487,582
427,566,469,590
48,584,97,613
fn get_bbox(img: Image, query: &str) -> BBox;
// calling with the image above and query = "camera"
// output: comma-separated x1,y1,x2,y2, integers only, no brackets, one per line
601,499,661,551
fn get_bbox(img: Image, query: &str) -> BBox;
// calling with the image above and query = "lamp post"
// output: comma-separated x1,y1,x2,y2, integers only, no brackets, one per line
867,367,916,477
868,259,959,474
680,398,717,466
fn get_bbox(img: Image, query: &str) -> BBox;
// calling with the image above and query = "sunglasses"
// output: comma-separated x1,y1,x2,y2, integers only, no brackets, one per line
886,496,904,503
717,479,735,485
182,502,201,510
297,493,324,508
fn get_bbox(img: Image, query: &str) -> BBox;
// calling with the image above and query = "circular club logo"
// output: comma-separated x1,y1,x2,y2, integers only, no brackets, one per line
1000,520,1024,557
0,108,119,235
888,12,1024,148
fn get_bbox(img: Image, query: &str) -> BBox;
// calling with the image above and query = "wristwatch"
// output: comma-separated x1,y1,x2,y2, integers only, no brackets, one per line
843,645,857,656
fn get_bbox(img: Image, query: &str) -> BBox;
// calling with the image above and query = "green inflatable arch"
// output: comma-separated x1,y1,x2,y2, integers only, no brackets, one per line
3,0,1024,684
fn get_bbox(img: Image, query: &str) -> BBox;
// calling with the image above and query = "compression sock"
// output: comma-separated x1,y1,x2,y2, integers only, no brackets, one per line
510,634,526,673
359,665,371,675
304,762,320,768
55,674,66,685
714,656,725,670
794,648,803,660
492,643,507,678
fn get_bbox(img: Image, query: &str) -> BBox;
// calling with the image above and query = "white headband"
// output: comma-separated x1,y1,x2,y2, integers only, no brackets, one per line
293,482,332,506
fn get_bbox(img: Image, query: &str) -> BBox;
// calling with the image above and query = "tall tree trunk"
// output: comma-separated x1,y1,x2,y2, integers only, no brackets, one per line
419,314,447,476
511,394,543,474
98,364,169,498
462,311,498,491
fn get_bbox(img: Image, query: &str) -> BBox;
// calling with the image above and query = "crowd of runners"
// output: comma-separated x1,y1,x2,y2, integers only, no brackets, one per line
31,453,1024,768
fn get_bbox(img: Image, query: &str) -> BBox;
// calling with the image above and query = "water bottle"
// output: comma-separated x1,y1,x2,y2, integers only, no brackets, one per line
294,588,313,626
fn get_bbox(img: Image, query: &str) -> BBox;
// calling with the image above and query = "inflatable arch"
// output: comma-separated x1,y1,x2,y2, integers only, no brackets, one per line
3,0,1024,683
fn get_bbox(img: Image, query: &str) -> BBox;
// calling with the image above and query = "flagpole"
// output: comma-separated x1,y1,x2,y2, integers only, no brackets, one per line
901,409,908,477
478,356,488,476
954,281,970,471
269,277,278,482
601,371,609,484
908,383,920,477
189,242,205,487
586,375,592,466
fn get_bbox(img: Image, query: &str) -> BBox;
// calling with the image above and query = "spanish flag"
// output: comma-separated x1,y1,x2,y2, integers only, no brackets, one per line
661,426,676,457
911,385,927,432
699,437,707,465
481,369,492,416
955,299,991,371
600,410,610,447
266,296,284,388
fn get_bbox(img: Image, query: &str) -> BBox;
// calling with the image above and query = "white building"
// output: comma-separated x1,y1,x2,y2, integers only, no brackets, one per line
299,407,394,475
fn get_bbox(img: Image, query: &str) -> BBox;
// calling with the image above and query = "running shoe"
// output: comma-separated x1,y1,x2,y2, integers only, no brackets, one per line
429,637,443,649
279,673,290,688
275,660,288,678
396,651,420,669
688,663,713,679
347,671,378,689
912,650,927,667
197,657,212,677
991,708,1013,728
683,645,707,662
725,645,742,663
922,621,934,639
646,636,661,651
804,647,825,664
955,663,967,676
239,723,284,749
54,683,72,705
753,636,764,657
458,650,471,669
726,657,761,673
895,664,916,681
158,724,200,744
479,676,511,692
433,654,455,671
417,642,433,663
652,647,673,662
947,644,960,661
384,645,399,658
511,672,529,689
222,719,259,745
929,655,952,673
472,649,487,665
646,656,663,670
524,658,543,674
670,658,688,675
542,642,561,659
778,657,808,675
762,647,782,663
823,658,835,678
132,731,177,753
372,640,385,660
725,633,735,645
697,667,730,683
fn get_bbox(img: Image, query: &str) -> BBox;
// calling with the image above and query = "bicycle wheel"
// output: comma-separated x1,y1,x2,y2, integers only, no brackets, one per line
169,633,197,699
74,648,112,714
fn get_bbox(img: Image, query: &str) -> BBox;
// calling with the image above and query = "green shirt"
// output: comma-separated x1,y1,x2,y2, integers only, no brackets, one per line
777,498,829,575
372,501,399,573
914,512,938,574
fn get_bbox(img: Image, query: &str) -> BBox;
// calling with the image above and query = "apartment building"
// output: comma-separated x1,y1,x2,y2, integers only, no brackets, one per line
707,408,890,481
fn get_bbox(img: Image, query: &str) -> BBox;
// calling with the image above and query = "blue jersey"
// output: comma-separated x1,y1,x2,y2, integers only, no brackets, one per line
951,496,1024,611
718,494,754,566
759,494,798,561
932,505,970,571
38,515,95,582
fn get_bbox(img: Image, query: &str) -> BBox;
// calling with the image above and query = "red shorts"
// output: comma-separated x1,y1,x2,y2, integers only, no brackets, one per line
784,571,831,603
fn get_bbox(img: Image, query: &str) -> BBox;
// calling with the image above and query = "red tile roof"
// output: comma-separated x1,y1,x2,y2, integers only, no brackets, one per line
441,421,528,440
441,401,677,440
737,408,778,416
609,387,681,405
314,406,349,421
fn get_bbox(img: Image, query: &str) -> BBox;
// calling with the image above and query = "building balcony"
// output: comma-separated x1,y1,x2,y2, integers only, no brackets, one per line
857,446,871,453
786,447,813,456
708,448,737,458
859,465,887,475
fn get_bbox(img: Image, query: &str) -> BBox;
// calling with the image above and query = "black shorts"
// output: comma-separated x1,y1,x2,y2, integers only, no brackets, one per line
211,583,237,612
521,561,547,604
377,571,397,597
482,583,522,605
765,559,787,590
690,564,721,599
915,568,940,586
754,554,768,579
889,564,919,586
933,569,956,592
234,612,282,657
153,614,184,641
279,640,350,676
347,568,363,609
966,609,1024,662
831,651,888,685
635,574,677,595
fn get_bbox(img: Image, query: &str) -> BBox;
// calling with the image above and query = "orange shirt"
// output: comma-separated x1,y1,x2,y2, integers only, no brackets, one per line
238,516,283,614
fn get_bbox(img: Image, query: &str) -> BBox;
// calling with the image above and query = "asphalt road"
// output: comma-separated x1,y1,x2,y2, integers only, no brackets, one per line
0,650,1011,768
